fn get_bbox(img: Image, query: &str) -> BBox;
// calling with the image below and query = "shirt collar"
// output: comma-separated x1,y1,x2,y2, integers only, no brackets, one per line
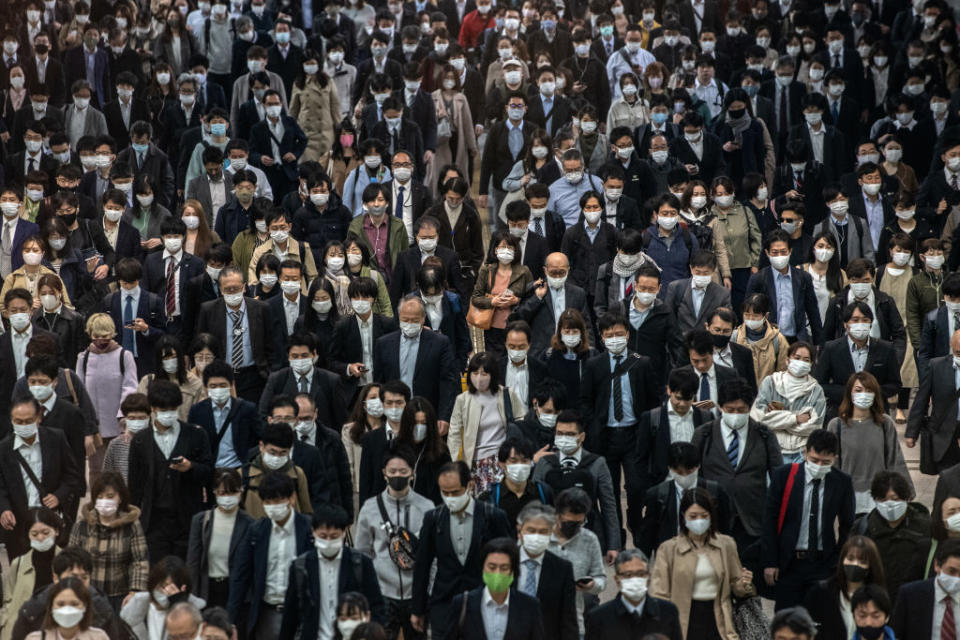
848,336,869,351
213,398,232,413
14,433,39,450
40,394,56,414
483,587,510,609
274,511,297,535
506,119,524,132
163,248,183,261
519,546,543,566
621,595,645,615
667,401,689,419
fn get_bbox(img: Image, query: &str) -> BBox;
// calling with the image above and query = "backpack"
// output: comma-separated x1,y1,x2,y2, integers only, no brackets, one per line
81,346,126,379
376,493,419,571
203,16,236,46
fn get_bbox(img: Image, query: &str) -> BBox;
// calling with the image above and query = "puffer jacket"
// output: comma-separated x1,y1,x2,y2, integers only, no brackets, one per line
291,192,353,267
852,503,932,602
749,370,826,454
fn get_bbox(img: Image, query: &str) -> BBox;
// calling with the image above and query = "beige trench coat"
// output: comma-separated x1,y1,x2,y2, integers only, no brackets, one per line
427,90,477,197
290,77,342,162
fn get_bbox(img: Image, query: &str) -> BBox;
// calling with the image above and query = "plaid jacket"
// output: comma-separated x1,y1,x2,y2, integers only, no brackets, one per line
68,503,149,597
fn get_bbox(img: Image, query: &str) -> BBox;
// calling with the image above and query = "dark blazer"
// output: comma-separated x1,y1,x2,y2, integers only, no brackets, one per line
612,298,682,389
1,218,39,273
745,266,823,343
803,577,859,640
520,231,549,282
663,278,732,338
496,356,549,409
22,56,66,107
257,366,346,431
813,337,902,411
479,119,534,196
0,427,83,557
249,114,309,184
531,551,577,640
668,131,727,185
128,421,213,533
182,272,221,337
527,93,573,138
41,398,87,480
691,417,783,537
585,595,683,640
636,401,713,491
90,218,142,267
197,297,274,377
889,578,935,640
419,289,471,371
761,463,855,570
445,587,545,640
226,512,313,632
907,354,960,467
188,397,260,466
279,546,386,640
326,313,397,404
117,143,177,212
369,118,427,181
103,99,151,149
578,351,659,448
265,290,309,358
63,45,108,105
821,286,907,363
638,476,733,556
186,506,255,600
352,57,403,104
788,122,850,182
390,245,465,304
918,306,951,379
102,289,166,377
294,427,354,518
266,43,304,97
516,283,593,355
142,250,205,318
759,79,806,142
411,501,514,615
4,152,58,189
560,221,618,293
373,329,459,421
186,173,235,230
383,178,434,227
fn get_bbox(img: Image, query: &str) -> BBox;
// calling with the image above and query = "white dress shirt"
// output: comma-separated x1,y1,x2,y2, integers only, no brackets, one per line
933,579,960,640
12,324,33,378
317,548,342,640
505,360,529,407
356,315,374,384
720,419,747,467
14,433,42,508
481,588,510,640
393,178,414,240
283,293,300,335
264,512,296,604
152,421,180,459
667,401,695,444
550,286,566,324
795,473,825,551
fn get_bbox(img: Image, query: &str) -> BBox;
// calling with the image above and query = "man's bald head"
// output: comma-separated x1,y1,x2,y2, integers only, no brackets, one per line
166,603,202,640
545,252,569,271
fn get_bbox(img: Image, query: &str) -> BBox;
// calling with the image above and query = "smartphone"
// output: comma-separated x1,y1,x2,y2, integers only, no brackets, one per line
576,578,593,586
171,456,184,464
81,247,100,262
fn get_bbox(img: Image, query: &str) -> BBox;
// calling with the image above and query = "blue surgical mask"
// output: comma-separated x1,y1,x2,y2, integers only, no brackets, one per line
210,122,227,136
541,19,556,30
131,142,149,154
651,112,668,124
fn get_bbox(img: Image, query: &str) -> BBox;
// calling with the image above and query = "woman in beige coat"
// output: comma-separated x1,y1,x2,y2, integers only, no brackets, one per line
651,487,755,640
427,64,478,197
290,50,342,163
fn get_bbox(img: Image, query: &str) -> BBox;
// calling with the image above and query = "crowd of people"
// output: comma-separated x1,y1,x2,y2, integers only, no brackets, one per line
3,0,960,637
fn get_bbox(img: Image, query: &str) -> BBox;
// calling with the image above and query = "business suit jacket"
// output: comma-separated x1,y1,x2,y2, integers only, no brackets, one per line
143,250,205,331
889,578,935,640
326,313,397,404
91,218,142,267
788,122,850,182
4,152,58,190
63,46,109,105
128,420,213,533
530,551,578,640
23,56,66,107
384,178,434,229
664,278,732,338
0,218,39,274
585,595,683,640
249,114,309,185
411,500,514,615
761,463,855,570
266,43,304,98
759,79,806,143
369,119,427,181
159,103,202,174
103,99,150,149
745,265,823,343
373,329,459,421
813,337,902,410
390,245,465,304
669,131,727,185
416,289,471,371
279,545,386,640
527,93,573,138
907,354,960,466
186,506,254,600
496,356,548,409
446,587,546,640
479,119,535,196
612,298,682,388
578,351,659,448
0,427,83,557
182,272,220,338
352,57,403,104
821,285,907,363
918,306,951,379
691,417,783,537
227,512,313,632
102,289,166,378
636,401,714,490
197,296,273,377
188,397,260,465
516,283,593,355
186,173,235,231
10,105,63,154
638,476,732,556
117,143,177,212
265,290,309,357
519,231,549,282
258,365,346,430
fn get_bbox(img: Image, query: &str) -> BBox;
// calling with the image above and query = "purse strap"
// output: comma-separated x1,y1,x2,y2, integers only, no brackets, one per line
14,450,43,495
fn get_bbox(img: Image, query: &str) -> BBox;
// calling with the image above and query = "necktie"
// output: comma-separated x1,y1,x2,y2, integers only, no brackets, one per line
534,217,544,236
796,171,804,190
699,373,710,401
299,376,308,392
952,173,959,191
779,87,788,133
165,257,177,317
945,596,957,640
401,338,416,389
395,186,405,218
612,355,623,421
137,151,144,169
2,222,12,252
833,54,841,68
726,428,739,467
522,560,538,595
808,478,821,551
831,101,839,123
391,129,399,155
122,295,135,352
301,434,309,442
28,158,35,173
230,310,243,369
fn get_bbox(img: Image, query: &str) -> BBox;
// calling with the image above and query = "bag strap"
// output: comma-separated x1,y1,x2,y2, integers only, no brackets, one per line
376,492,396,535
777,463,800,535
352,550,363,587
457,590,470,639
502,388,514,424
536,482,546,504
14,450,43,495
63,370,79,406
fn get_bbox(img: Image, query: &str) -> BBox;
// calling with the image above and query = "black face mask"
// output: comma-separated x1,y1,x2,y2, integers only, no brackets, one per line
34,43,49,55
728,108,746,119
711,333,731,350
387,475,410,491
58,213,77,226
843,563,869,583
855,625,884,640
559,520,583,538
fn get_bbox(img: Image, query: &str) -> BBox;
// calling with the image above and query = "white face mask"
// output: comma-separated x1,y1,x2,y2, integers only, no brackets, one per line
561,333,581,348
505,463,531,484
13,422,38,439
351,299,372,315
164,237,182,253
745,318,764,331
658,215,678,230
262,451,289,470
95,498,119,517
875,499,907,522
619,576,647,601
365,398,384,417
787,359,811,377
496,249,515,264
892,251,911,266
443,492,470,513
29,384,54,402
383,407,404,423
30,535,56,552
51,606,85,629
669,469,698,490
315,536,343,558
851,391,875,409
814,247,835,263
207,386,231,405
217,494,240,511
155,410,179,427
847,322,872,340
849,282,872,299
721,411,748,431
337,618,367,640
685,516,711,536
604,336,627,355
769,255,790,271
263,502,290,522
805,459,831,480
926,255,945,270
125,418,150,433
691,275,712,290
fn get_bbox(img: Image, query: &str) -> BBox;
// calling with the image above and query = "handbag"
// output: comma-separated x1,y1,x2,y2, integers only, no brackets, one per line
466,269,495,330
376,492,418,570
732,596,769,640
435,95,453,143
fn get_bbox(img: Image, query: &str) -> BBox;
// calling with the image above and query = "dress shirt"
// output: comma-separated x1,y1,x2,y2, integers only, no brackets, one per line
667,401,695,444
549,286,566,324
121,286,141,356
689,0,704,31
1,217,20,277
795,473,825,551
120,99,132,130
714,345,734,368
213,399,242,468
549,174,604,226
541,94,554,132
720,420,747,467
621,595,646,616
12,325,33,378
393,179,414,240
807,124,825,163
399,333,421,393
607,351,636,427
24,150,43,175
691,283,705,318
424,295,443,332
694,79,724,118
362,216,390,275
356,315,374,384
317,548,342,640
848,337,869,373
450,497,475,565
209,176,227,226
481,588,510,640
629,299,651,329
933,580,960,640
152,420,180,459
225,300,255,368
505,360,529,407
103,219,119,249
267,118,285,163
519,547,543,594
861,193,884,250
283,293,300,335
84,47,96,84
506,119,525,160
774,268,796,336
162,248,184,316
14,433,42,508
264,512,296,604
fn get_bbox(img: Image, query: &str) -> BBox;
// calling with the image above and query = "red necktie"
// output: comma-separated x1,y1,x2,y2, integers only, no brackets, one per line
945,596,956,640
165,257,177,317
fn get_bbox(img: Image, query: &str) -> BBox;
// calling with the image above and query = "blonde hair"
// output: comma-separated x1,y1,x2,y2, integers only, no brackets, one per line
85,312,117,338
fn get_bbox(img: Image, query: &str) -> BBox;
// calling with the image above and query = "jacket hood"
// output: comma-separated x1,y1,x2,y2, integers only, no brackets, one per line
82,502,142,528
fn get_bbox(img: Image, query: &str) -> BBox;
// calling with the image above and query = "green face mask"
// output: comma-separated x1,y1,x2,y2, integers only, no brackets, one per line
483,571,514,594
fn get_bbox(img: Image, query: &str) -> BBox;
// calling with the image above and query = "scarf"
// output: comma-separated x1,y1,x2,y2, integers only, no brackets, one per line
725,111,751,136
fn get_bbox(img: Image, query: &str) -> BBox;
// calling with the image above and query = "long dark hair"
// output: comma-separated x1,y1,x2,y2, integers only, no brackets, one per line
835,535,886,598
294,48,330,90
678,487,718,540
398,396,449,463
155,334,188,385
303,277,340,333
331,119,358,161
809,231,844,294
348,383,385,444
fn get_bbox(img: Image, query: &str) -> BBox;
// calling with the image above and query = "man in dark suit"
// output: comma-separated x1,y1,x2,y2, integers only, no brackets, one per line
638,442,732,556
0,396,83,559
353,33,404,104
517,252,592,355
263,259,309,359
584,549,683,640
117,121,177,212
578,312,658,544
890,539,960,640
370,98,426,181
188,55,227,113
823,69,862,147
182,243,231,336
745,230,824,344
589,15,623,62
789,93,850,183
669,112,727,185
188,360,260,469
93,189,143,268
0,190,39,280
525,5,572,64
249,90,308,198
384,150,434,238
636,368,714,494
356,381,409,505
848,163,895,256
390,216,465,305
675,328,739,415
917,274,960,377
63,26,110,107
761,429,854,610
373,295,459,424
102,72,150,150
227,472,313,638
27,355,87,487
128,380,213,560
527,66,572,138
478,92,534,214
265,20,303,98
907,331,960,472
159,77,203,180
103,257,166,378
773,141,826,223
279,505,386,639
5,121,58,189
447,537,547,640
142,218,205,341
814,302,902,415
692,377,782,552
760,56,806,155
505,202,549,282
399,62,437,159
410,461,514,636
664,250,732,339
22,33,66,107
497,321,548,411
705,307,757,393
414,264,471,371
514,504,576,640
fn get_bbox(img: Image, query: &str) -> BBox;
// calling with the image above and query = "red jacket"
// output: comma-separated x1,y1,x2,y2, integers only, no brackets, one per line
458,10,495,49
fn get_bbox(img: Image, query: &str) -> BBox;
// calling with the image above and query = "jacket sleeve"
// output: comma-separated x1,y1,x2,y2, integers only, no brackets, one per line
918,312,936,378
436,338,459,422
558,560,579,640
227,527,254,621
447,393,466,462
334,440,354,519
186,513,204,595
649,539,673,601
411,509,437,615
760,467,785,568
278,557,301,640
593,458,622,551
803,274,824,345
822,297,840,343
879,345,903,399
905,279,923,348
129,520,150,592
